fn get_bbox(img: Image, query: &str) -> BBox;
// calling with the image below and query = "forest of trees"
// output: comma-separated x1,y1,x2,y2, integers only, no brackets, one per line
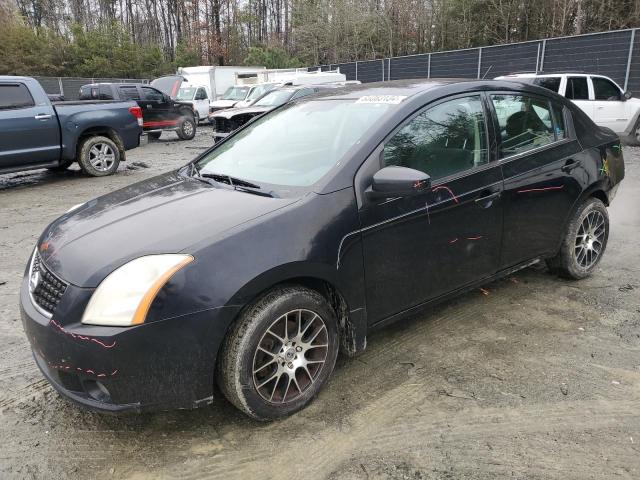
1,0,640,78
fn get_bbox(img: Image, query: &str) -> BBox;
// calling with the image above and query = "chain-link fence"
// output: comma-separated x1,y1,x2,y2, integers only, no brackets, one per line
34,77,149,100
310,28,640,94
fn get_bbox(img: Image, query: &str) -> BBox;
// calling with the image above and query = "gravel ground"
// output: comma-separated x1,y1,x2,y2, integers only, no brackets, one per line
1,126,639,480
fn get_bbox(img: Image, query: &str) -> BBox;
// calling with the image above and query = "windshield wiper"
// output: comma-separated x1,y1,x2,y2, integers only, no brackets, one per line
199,172,262,190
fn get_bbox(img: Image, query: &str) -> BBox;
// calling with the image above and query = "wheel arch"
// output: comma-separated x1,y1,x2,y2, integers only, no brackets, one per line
221,266,366,359
76,127,126,161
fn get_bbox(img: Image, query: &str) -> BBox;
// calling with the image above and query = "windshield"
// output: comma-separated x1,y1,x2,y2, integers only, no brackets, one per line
254,90,295,107
195,99,393,187
222,86,250,101
176,87,196,100
247,84,276,101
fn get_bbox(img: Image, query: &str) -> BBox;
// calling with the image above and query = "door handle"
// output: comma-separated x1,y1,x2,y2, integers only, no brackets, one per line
34,114,52,120
561,159,581,173
475,190,501,206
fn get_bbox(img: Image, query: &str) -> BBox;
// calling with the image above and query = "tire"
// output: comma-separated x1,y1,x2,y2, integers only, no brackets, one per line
147,131,162,140
546,198,609,279
77,136,120,177
47,160,73,172
632,117,640,146
218,285,339,420
176,114,196,140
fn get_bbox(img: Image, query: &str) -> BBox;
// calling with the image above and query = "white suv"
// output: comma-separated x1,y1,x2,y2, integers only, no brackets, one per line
496,72,640,145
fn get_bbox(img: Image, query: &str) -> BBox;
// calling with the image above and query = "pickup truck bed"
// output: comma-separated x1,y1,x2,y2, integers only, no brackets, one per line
0,76,142,177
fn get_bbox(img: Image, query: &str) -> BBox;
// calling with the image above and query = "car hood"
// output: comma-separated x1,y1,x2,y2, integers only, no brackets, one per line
38,171,298,287
209,99,238,109
212,106,272,119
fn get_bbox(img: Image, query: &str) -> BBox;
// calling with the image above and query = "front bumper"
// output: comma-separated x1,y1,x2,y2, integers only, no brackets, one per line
20,277,232,413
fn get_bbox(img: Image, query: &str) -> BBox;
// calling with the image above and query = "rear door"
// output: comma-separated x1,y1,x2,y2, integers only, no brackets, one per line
359,94,504,324
0,81,60,169
563,76,594,120
590,76,628,133
489,92,584,267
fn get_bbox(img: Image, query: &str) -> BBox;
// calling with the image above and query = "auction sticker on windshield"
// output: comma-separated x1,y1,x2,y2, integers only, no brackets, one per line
356,95,408,104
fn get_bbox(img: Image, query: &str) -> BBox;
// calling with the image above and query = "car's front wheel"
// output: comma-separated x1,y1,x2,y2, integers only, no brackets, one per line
547,198,609,279
177,115,196,140
218,286,339,420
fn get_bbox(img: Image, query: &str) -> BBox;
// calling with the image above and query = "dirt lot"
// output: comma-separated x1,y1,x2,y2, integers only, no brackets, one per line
1,126,639,480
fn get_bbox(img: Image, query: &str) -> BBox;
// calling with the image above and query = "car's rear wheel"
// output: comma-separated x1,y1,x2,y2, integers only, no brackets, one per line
547,198,609,279
77,136,120,177
177,115,196,140
218,286,339,420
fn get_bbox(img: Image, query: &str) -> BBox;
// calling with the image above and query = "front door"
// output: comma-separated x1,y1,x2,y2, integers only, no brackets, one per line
194,87,209,119
359,94,504,324
138,86,176,130
590,76,629,133
488,92,585,268
0,81,59,169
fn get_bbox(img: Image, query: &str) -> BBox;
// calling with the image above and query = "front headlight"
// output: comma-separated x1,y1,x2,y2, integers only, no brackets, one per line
81,254,193,327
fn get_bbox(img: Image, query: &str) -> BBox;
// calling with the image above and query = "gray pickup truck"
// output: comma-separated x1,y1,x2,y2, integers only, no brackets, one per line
0,76,142,177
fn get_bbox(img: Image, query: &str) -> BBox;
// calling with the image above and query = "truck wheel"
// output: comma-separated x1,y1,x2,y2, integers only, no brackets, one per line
78,136,120,177
177,115,196,140
546,198,609,279
147,132,162,140
218,285,339,420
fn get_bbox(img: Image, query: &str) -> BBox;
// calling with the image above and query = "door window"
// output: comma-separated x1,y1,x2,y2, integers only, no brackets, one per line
592,77,622,101
0,83,35,109
141,86,165,102
195,88,208,100
552,103,566,139
533,77,561,93
565,77,589,100
383,96,488,181
491,94,555,157
118,86,140,100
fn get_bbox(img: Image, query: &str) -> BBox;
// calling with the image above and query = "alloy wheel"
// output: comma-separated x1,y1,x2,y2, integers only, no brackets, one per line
89,143,116,171
252,309,328,404
183,120,194,136
574,210,606,269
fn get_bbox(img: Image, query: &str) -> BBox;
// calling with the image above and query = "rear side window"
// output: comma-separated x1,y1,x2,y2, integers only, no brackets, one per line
552,103,567,139
534,77,561,93
565,77,589,100
383,95,488,181
491,94,555,157
592,77,622,101
119,86,140,100
0,83,35,109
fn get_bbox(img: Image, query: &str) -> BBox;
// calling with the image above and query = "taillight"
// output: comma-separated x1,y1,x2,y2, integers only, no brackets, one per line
128,106,143,127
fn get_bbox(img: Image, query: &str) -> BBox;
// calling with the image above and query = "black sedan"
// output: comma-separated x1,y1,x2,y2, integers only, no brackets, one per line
21,79,624,420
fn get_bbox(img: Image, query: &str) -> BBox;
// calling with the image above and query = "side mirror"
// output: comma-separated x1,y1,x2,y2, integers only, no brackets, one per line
366,166,431,199
624,90,632,100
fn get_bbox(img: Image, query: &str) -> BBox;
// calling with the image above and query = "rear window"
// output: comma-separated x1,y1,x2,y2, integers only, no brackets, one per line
0,83,35,109
566,77,589,100
533,77,561,93
119,86,140,100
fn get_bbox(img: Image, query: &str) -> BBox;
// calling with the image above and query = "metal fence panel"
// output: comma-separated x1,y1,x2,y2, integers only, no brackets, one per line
481,42,540,78
542,30,632,87
390,54,430,80
430,48,479,78
33,76,148,100
333,62,357,81
356,59,384,83
628,31,640,94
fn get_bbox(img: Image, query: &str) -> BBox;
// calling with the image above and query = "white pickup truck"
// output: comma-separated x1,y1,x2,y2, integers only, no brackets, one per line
496,73,640,145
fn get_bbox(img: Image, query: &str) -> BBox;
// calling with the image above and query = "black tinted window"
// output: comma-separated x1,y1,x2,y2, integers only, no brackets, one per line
119,86,140,100
141,87,165,101
552,103,566,139
491,94,555,157
0,83,35,109
383,96,488,181
566,77,589,100
195,88,207,100
592,77,621,101
534,77,561,93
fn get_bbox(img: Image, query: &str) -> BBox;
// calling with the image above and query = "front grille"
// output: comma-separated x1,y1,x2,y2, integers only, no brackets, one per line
214,117,237,133
30,252,68,315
